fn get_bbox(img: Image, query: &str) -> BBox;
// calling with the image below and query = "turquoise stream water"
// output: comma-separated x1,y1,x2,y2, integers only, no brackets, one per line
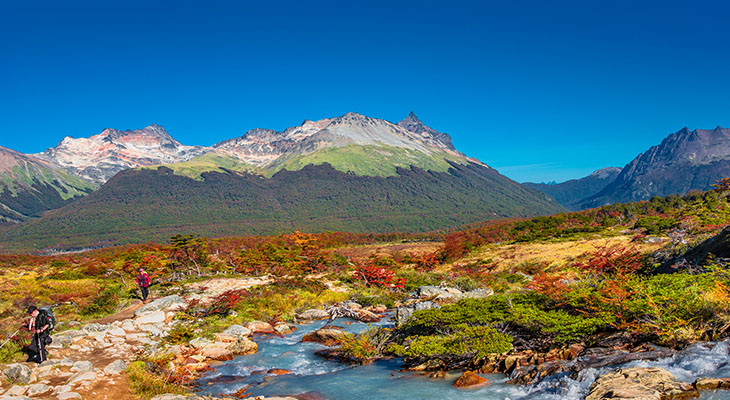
197,317,730,400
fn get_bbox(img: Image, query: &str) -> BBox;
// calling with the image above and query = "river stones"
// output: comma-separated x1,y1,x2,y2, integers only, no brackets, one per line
302,328,349,345
297,309,330,320
395,300,440,326
2,364,31,384
245,320,275,333
586,367,698,400
274,323,294,335
453,370,488,388
694,377,730,390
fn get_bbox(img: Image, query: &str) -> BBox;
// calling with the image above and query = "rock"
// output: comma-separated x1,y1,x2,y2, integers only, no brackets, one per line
149,395,202,400
372,304,388,313
3,386,26,396
106,326,127,337
134,295,186,317
417,285,462,299
121,319,136,332
230,337,258,355
200,344,234,361
59,330,87,338
245,321,274,333
694,377,730,390
453,371,488,388
57,393,82,400
53,385,72,394
274,323,293,335
356,309,381,322
189,337,213,350
48,334,73,348
104,360,128,375
462,288,494,298
586,367,698,400
0,395,31,400
302,328,348,345
2,364,32,384
395,301,440,326
296,309,330,320
267,368,293,375
81,323,109,333
135,310,166,324
70,361,93,373
222,325,252,338
341,301,362,310
26,384,52,396
67,371,96,385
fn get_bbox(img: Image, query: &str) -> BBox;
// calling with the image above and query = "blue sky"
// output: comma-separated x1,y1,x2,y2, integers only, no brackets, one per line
1,0,728,182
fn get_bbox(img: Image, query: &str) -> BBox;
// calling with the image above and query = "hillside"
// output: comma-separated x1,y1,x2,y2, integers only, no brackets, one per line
0,162,563,252
524,167,621,210
0,146,97,224
580,126,730,208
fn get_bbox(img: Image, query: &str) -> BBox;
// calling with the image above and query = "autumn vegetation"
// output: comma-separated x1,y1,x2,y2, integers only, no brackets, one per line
1,184,730,393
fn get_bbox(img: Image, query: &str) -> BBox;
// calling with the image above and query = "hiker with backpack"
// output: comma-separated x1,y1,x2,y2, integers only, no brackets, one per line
25,305,54,363
136,267,151,302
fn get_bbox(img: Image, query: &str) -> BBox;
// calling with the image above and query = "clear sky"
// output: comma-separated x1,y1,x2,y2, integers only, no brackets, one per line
2,0,729,183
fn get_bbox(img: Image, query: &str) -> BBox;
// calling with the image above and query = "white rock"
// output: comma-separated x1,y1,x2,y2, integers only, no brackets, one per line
135,310,166,324
70,361,93,373
106,327,126,337
133,295,186,317
3,386,26,396
57,393,82,400
53,385,72,394
121,320,136,332
26,384,52,396
104,360,128,375
67,371,96,385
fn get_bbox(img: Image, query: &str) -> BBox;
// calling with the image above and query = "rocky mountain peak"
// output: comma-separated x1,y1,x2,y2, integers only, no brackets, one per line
397,112,455,150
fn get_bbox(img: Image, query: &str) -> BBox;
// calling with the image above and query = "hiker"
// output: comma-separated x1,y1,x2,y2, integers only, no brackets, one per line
136,267,151,302
26,305,51,363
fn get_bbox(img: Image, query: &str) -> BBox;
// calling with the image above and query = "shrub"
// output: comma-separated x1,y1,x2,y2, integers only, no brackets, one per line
127,361,188,399
390,324,512,358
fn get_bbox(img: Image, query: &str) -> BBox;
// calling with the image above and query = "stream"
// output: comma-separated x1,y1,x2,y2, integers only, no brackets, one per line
197,316,730,399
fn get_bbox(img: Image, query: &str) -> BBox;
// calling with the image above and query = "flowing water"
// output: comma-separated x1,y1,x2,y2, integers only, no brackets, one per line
197,317,730,400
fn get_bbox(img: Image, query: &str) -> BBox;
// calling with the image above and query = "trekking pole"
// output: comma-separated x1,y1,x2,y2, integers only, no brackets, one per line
0,329,20,350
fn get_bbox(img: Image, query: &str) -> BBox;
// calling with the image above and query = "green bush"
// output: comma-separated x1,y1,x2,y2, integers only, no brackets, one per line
389,324,512,358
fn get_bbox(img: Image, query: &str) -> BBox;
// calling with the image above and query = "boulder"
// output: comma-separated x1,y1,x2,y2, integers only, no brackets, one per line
200,344,234,361
0,395,31,400
302,328,349,345
245,321,274,333
356,309,381,323
395,301,440,326
134,295,187,317
586,367,698,400
2,364,31,384
274,323,293,335
694,377,730,390
70,360,93,373
462,288,494,298
417,285,462,299
104,360,128,375
230,337,258,355
222,325,252,338
135,310,166,324
26,384,52,396
453,371,488,388
106,326,127,337
48,334,73,348
296,309,330,320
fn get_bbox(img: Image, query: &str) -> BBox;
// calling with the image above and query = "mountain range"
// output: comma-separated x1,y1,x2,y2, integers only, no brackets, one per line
0,112,562,251
526,126,730,210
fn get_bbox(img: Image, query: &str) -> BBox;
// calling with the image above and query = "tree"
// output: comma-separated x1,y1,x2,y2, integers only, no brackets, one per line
169,234,208,276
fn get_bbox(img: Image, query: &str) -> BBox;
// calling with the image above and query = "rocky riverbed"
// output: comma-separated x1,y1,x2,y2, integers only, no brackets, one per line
3,279,730,400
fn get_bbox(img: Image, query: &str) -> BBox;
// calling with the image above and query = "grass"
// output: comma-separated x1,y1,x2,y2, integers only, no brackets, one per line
270,144,468,177
127,361,188,399
442,235,666,275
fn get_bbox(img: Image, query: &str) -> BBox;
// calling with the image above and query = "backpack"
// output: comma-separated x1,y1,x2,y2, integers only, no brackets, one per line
39,306,56,332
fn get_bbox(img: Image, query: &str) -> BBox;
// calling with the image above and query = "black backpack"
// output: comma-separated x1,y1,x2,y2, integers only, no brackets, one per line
39,306,56,332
